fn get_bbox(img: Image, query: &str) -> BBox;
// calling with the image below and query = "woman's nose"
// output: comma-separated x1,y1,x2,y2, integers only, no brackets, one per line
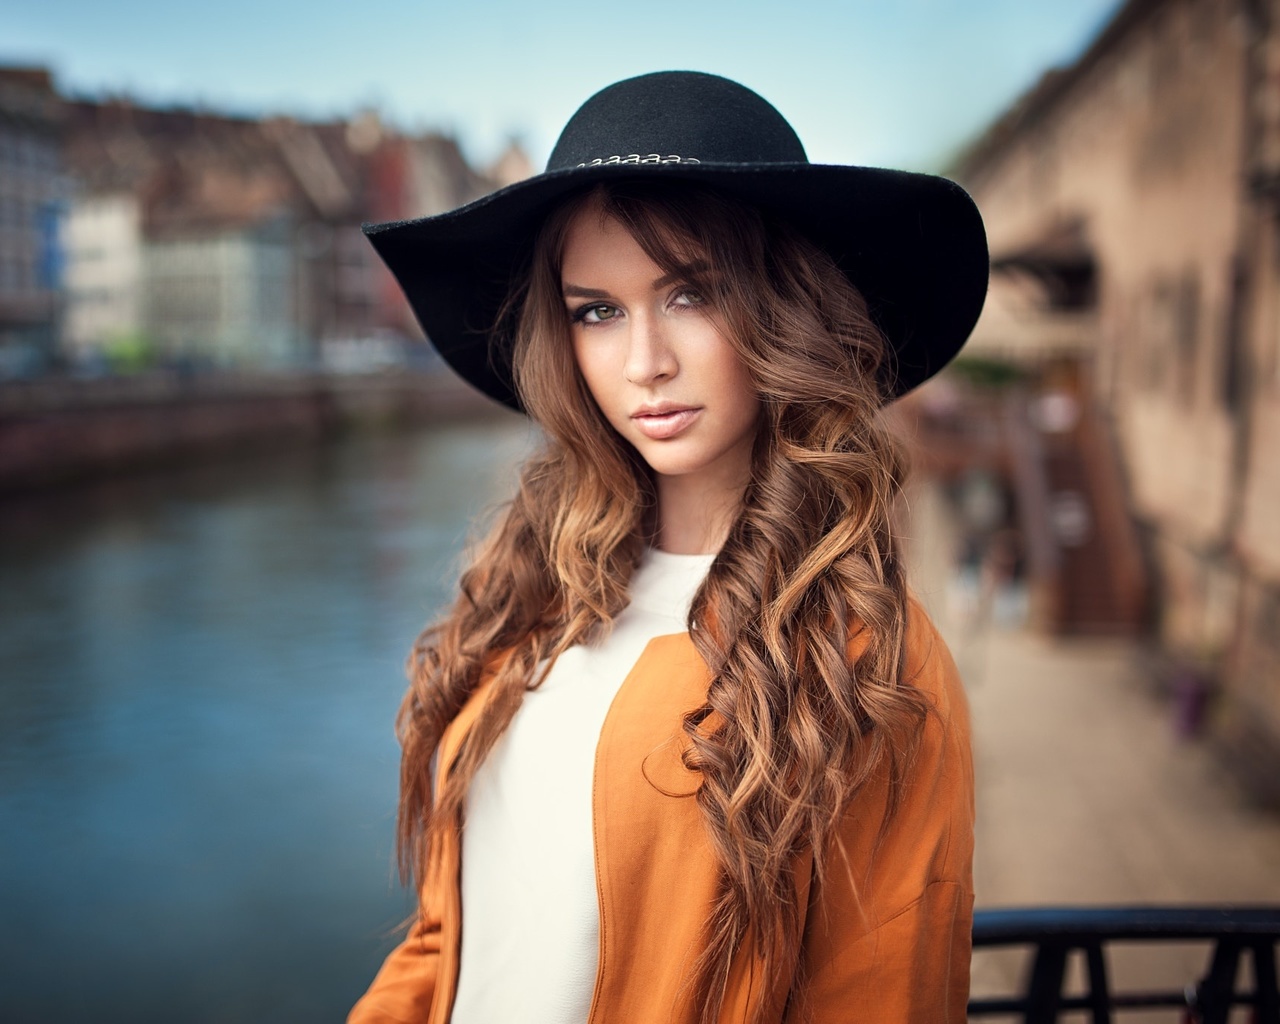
624,315,678,385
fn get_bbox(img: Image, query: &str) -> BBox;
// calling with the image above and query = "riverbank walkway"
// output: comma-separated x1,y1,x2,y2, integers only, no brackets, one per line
904,480,1280,1013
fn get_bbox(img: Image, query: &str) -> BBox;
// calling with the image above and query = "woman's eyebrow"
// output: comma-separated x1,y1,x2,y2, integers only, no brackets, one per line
562,262,711,299
562,284,610,299
652,261,710,290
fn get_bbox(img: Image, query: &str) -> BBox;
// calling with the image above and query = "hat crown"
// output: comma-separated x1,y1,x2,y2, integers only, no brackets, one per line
547,71,808,172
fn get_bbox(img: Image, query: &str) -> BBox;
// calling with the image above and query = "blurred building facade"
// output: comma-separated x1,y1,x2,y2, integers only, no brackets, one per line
42,85,532,374
62,192,142,357
952,0,1280,799
0,68,66,377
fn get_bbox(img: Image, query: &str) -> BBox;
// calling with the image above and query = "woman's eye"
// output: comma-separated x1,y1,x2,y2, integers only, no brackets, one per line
672,288,705,308
573,304,619,324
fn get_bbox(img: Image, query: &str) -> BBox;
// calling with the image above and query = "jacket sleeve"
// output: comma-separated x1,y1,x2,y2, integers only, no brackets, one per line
787,602,975,1024
347,765,454,1023
347,902,442,1024
348,675,499,1023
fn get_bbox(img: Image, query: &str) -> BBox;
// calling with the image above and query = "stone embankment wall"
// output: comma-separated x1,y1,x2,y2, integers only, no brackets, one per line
0,371,496,493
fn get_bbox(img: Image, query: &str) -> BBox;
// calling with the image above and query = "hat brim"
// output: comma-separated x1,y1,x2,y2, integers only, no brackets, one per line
363,161,988,410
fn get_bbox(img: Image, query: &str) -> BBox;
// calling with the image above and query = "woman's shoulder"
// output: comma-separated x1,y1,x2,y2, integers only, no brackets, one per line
816,593,974,947
842,593,966,723
902,595,967,726
846,593,973,842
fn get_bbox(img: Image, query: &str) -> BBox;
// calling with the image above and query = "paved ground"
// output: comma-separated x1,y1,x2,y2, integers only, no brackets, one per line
903,480,1280,1019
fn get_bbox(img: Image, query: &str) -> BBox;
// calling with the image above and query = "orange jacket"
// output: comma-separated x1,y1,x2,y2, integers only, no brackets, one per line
349,600,974,1023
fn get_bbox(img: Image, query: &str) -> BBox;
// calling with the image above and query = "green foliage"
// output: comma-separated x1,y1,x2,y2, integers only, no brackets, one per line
948,355,1025,390
103,331,157,374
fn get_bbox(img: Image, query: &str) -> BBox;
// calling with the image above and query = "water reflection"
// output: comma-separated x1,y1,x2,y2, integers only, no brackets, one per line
0,415,533,1022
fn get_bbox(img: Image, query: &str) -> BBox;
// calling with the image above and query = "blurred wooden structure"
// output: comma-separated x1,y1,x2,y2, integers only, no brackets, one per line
902,379,1148,636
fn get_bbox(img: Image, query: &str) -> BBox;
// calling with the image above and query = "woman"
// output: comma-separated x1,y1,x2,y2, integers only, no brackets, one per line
350,71,987,1024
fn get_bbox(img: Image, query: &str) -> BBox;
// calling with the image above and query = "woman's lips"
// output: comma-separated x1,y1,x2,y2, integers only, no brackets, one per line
631,406,702,439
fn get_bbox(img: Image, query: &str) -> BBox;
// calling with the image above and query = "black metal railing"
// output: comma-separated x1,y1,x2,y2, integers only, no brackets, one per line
968,906,1280,1023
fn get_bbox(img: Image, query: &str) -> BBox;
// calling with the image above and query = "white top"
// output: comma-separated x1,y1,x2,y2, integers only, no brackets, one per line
450,549,715,1024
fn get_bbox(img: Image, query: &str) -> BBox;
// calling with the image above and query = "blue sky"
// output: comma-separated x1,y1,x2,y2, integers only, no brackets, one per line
5,0,1121,171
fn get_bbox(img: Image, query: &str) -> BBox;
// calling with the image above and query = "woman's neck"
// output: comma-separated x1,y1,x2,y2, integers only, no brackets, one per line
654,471,747,555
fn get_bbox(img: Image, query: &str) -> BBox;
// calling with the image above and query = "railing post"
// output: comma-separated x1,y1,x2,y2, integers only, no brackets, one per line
1251,939,1279,1022
1194,939,1241,1024
1084,941,1113,1024
1024,941,1069,1023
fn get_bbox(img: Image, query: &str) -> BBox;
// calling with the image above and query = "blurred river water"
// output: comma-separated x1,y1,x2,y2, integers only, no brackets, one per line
0,414,534,1023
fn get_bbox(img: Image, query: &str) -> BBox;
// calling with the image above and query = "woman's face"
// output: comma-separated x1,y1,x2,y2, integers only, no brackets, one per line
560,205,760,489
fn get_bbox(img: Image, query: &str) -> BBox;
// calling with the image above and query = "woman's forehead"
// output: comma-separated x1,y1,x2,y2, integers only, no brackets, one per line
557,193,709,278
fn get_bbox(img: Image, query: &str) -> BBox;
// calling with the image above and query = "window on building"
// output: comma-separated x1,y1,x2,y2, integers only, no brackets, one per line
1141,271,1202,401
1221,258,1245,411
1173,269,1200,406
1141,278,1175,392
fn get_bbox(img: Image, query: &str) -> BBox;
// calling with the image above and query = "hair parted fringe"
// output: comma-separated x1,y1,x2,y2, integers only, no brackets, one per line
394,179,928,1024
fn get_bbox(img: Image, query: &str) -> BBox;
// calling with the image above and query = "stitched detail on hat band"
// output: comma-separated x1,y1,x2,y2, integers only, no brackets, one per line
575,154,702,168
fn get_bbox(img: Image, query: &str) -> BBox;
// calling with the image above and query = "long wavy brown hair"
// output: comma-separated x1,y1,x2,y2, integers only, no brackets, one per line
396,180,928,1022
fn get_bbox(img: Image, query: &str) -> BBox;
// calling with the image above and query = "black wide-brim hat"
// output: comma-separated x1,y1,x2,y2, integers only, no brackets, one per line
363,71,988,411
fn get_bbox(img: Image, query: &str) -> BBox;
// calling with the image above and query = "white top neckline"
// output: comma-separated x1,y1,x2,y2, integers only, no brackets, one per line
450,547,715,1024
